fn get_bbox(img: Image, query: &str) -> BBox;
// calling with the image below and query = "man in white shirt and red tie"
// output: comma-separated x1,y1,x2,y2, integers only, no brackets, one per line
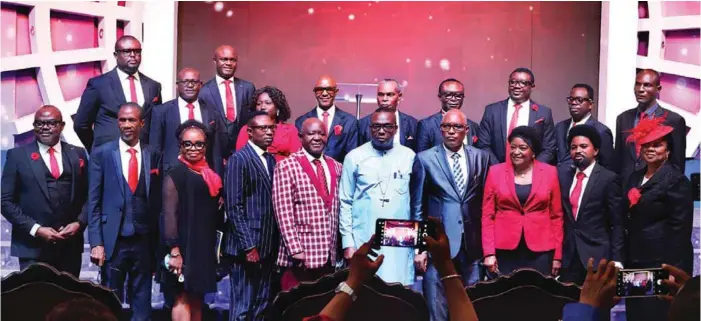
74,35,162,151
150,67,229,176
200,45,256,150
556,125,624,285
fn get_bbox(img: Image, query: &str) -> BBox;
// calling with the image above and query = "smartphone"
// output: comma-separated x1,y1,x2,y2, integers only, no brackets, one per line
374,219,434,251
616,268,669,298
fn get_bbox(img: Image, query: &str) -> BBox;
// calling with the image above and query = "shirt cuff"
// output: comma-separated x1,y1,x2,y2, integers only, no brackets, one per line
614,261,624,269
29,224,41,237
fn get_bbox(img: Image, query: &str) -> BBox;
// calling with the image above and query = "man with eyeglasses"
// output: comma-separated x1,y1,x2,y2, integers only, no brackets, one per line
416,78,481,153
358,79,418,152
149,67,229,176
339,107,416,286
554,84,614,170
475,67,556,164
411,109,492,321
86,103,162,321
2,105,89,278
200,45,256,150
295,75,359,163
75,35,162,152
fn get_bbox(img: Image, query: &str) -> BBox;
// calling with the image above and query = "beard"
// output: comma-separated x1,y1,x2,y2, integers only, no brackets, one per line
371,137,394,151
573,156,593,170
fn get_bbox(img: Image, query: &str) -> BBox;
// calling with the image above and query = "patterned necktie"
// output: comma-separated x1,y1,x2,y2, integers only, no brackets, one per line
127,148,138,193
312,159,329,197
128,75,138,103
186,103,195,120
48,147,60,179
223,79,236,122
451,153,466,196
570,172,586,220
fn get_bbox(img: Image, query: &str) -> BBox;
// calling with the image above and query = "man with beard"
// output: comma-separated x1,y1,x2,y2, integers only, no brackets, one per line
295,75,359,163
1,106,88,277
199,45,256,149
273,118,343,290
87,103,162,321
556,125,624,285
416,78,480,152
149,67,229,176
75,36,162,151
339,107,416,286
358,79,418,152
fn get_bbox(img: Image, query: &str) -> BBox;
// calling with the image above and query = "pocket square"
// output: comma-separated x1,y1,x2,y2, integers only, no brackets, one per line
150,169,159,175
79,159,85,168
152,96,160,103
407,136,414,140
209,120,215,125
535,118,545,124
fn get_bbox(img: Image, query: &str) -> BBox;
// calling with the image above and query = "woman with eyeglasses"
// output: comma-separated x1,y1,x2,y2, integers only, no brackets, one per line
235,86,301,161
158,120,223,321
482,126,564,277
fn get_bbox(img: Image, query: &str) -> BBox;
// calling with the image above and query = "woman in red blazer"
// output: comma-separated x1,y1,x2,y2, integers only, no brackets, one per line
482,126,564,277
235,86,301,161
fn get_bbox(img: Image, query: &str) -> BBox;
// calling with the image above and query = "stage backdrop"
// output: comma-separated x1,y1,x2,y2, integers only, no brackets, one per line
177,1,602,123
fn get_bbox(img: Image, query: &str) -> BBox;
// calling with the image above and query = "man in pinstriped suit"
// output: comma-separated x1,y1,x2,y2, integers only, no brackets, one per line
223,110,280,321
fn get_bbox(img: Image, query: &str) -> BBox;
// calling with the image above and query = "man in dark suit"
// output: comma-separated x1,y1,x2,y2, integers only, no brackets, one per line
613,69,687,178
416,78,480,152
74,35,162,152
149,68,229,176
555,84,614,170
1,106,88,277
295,75,359,163
475,67,556,164
224,111,280,321
557,125,624,285
87,103,161,321
358,79,418,151
411,109,491,321
199,45,256,149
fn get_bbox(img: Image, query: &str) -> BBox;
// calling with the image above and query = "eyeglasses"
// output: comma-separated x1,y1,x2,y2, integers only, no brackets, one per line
176,80,202,87
508,80,533,87
115,49,142,56
441,92,465,100
313,87,337,94
250,125,277,132
440,124,468,132
566,97,593,104
369,124,397,131
33,120,64,129
180,141,206,150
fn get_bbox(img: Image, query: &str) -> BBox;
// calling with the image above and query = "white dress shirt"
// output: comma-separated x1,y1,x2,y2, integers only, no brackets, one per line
444,143,468,185
177,97,203,123
394,110,401,145
567,113,592,135
119,139,142,181
569,160,595,219
30,142,64,237
217,74,238,117
116,68,144,106
316,105,336,134
303,148,331,189
248,140,269,173
505,98,530,136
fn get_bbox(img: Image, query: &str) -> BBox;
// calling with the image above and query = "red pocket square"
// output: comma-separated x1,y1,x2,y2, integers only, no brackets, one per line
535,118,545,124
150,169,159,175
209,120,215,125
152,96,160,103
79,159,85,168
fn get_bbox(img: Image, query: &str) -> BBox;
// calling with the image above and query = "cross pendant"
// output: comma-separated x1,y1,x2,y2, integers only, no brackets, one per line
380,198,390,207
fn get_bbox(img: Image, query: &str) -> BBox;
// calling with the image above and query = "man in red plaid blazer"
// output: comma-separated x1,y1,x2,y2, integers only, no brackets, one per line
273,118,342,291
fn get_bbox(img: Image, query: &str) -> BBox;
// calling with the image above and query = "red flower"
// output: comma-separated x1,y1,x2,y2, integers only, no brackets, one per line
30,152,40,161
472,136,478,144
334,125,343,136
628,188,642,208
531,104,539,111
150,168,159,175
79,159,85,168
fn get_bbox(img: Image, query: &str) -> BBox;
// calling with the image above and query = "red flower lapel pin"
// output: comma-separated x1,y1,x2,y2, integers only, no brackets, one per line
152,96,160,103
531,104,539,111
30,152,40,161
150,168,159,175
627,188,641,208
79,159,85,168
472,136,478,144
334,125,343,136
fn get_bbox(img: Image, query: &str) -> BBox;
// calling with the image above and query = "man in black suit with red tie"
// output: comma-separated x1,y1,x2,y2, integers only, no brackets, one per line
613,69,687,178
199,45,256,150
1,106,89,277
74,36,162,151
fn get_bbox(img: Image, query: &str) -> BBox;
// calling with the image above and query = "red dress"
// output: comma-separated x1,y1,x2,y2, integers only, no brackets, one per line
235,122,302,162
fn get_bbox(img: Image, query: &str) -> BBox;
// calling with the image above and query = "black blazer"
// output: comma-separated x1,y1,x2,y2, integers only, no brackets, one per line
623,163,693,273
358,111,418,152
557,163,625,269
295,107,359,164
199,77,256,150
416,111,481,153
74,68,162,151
555,118,614,171
1,141,89,258
613,105,686,178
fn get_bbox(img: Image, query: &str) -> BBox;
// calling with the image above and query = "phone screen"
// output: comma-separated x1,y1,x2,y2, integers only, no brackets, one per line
616,268,669,298
375,219,429,249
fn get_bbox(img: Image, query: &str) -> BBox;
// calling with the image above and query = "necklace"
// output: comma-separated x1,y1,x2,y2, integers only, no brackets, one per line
515,165,532,178
376,156,391,207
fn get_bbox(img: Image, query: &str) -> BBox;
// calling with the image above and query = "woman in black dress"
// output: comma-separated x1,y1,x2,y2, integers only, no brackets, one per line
623,116,693,321
159,120,223,321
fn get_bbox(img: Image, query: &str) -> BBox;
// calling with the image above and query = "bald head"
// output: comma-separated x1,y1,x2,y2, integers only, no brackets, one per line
35,105,62,121
441,109,468,152
314,75,339,110
315,75,337,88
300,117,328,158
442,109,467,125
34,105,64,146
176,67,202,103
213,45,238,79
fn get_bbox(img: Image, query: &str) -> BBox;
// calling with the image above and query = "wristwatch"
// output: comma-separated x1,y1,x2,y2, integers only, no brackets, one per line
335,282,357,302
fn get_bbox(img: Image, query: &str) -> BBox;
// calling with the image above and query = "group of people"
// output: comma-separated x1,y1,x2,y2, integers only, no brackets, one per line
0,35,694,321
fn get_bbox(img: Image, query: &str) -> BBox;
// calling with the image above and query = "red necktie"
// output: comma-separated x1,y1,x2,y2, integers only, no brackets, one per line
48,147,60,179
569,172,586,220
322,111,330,132
223,79,236,122
312,159,329,197
507,103,522,136
128,75,138,103
127,148,138,193
186,103,195,120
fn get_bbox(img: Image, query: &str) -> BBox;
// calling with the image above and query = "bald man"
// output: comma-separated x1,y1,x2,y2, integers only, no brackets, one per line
410,109,492,321
2,106,89,277
75,35,162,152
150,67,229,176
200,45,256,150
295,75,359,163
358,79,418,152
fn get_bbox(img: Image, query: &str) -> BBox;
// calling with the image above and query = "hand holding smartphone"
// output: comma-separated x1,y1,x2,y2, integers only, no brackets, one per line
616,268,669,298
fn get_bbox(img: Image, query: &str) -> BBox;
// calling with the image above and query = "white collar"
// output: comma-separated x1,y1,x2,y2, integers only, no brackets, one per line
37,141,61,154
443,143,466,159
571,113,592,126
316,105,336,116
302,148,324,163
508,98,530,109
576,160,596,177
248,140,267,157
116,67,139,81
216,74,234,85
119,139,141,154
178,97,199,108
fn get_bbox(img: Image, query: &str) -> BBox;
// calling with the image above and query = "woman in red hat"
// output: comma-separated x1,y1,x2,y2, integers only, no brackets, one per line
622,115,693,321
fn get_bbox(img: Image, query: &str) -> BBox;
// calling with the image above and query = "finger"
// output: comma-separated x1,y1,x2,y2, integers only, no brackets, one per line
368,248,379,257
99,257,104,267
372,254,385,268
424,235,437,248
596,258,608,276
601,261,617,282
586,257,594,275
662,264,689,283
427,217,445,235
661,279,681,294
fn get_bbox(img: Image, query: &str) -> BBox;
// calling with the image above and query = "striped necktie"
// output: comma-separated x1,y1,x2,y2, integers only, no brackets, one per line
451,153,466,196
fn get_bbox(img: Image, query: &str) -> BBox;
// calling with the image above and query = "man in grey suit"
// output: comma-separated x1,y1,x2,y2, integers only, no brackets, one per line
411,109,492,321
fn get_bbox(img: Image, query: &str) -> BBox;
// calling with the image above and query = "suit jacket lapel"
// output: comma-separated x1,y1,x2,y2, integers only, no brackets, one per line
143,146,151,200
525,162,544,207
296,153,331,206
235,78,245,117
244,144,272,190
561,166,576,222
200,99,211,126
399,112,408,146
328,110,343,147
208,80,226,120
435,147,461,200
578,164,599,218
109,69,127,105
462,146,477,201
139,73,152,104
527,102,538,127
503,166,521,209
498,100,508,144
325,156,338,201
112,148,126,198
27,143,50,201
61,142,79,203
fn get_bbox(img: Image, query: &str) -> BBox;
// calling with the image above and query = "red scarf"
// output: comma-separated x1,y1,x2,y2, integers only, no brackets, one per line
178,155,222,197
